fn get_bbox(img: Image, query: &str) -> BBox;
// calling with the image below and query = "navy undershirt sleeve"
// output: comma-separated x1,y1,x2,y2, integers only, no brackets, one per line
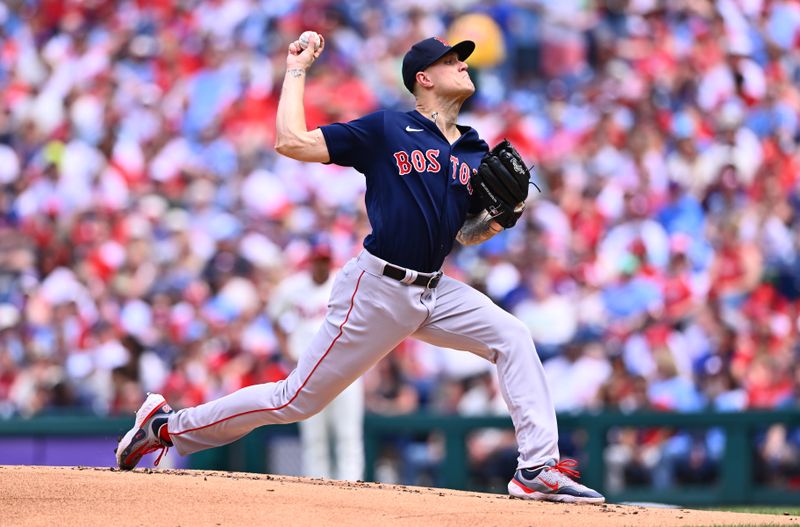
319,111,385,173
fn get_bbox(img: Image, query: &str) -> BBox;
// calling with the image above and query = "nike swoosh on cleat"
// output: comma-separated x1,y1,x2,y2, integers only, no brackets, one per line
405,126,424,132
541,479,559,491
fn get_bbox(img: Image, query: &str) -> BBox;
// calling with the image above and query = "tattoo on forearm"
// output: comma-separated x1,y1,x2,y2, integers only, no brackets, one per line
287,69,305,78
456,211,502,245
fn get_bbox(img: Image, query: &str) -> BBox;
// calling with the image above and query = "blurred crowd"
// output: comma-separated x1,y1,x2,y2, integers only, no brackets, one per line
1,0,800,490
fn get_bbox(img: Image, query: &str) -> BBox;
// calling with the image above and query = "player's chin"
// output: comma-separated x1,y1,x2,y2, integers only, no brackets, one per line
454,82,475,99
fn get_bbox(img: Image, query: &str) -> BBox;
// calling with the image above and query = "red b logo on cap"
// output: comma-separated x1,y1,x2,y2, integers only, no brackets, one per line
433,36,449,46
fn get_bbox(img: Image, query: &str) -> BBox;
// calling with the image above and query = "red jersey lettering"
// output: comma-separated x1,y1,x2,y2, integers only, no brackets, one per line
411,150,426,172
425,149,441,172
459,162,470,185
394,151,411,175
450,155,459,180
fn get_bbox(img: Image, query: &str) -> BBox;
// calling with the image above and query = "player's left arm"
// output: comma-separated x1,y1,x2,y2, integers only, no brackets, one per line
462,139,533,245
456,210,505,245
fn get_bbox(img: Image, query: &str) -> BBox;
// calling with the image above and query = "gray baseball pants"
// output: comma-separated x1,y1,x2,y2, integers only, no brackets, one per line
168,249,559,469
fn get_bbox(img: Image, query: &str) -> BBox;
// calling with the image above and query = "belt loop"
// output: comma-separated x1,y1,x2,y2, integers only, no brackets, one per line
401,269,418,285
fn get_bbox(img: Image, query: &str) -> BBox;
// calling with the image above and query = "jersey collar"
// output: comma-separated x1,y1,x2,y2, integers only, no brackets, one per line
408,110,475,147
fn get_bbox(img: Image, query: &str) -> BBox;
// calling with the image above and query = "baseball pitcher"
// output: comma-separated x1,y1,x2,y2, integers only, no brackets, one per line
116,31,604,503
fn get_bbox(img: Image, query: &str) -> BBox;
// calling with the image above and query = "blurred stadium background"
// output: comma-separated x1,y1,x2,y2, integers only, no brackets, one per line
1,0,800,506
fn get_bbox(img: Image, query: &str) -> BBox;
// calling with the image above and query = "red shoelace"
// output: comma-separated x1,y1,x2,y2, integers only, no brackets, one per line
152,445,169,466
549,458,581,479
127,443,170,467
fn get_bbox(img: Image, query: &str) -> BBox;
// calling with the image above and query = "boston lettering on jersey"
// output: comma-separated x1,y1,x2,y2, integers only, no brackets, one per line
392,149,475,195
320,110,489,272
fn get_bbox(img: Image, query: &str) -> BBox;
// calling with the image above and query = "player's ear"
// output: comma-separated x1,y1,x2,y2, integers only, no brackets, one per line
415,71,433,89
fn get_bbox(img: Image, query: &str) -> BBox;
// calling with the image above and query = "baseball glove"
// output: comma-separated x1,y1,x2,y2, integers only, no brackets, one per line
472,139,534,229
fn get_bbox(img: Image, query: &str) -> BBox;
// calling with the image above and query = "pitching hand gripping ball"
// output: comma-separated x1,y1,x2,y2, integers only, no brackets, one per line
298,31,321,51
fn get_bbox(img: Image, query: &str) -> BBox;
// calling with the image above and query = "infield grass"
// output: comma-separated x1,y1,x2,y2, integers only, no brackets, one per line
701,506,800,515
690,505,800,527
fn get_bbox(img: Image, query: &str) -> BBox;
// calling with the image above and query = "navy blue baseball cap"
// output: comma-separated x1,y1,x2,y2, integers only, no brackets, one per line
402,37,475,94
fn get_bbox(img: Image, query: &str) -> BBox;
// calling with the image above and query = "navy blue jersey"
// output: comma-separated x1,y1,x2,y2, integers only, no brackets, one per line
320,110,488,272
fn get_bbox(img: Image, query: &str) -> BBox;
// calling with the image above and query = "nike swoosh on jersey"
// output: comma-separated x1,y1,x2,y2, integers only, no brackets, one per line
405,126,424,132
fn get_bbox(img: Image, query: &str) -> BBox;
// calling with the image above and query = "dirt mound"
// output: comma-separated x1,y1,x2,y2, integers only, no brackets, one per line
0,465,797,527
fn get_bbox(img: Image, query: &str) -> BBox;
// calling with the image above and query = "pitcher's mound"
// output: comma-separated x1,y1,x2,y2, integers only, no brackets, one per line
0,466,797,526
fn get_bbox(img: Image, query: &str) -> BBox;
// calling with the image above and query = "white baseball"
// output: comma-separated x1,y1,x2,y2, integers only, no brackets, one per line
298,31,320,51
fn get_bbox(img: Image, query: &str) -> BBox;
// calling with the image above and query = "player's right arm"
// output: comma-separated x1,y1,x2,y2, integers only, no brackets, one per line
274,32,330,163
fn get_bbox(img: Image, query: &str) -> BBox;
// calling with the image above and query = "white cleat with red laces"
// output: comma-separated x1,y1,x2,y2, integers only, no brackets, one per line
115,393,174,471
508,459,605,503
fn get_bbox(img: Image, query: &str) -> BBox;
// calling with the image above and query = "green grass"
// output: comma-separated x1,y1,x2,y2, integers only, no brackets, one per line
688,506,800,527
700,505,800,515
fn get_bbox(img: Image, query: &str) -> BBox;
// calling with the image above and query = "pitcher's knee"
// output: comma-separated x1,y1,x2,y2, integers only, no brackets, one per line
495,317,536,356
502,317,533,346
